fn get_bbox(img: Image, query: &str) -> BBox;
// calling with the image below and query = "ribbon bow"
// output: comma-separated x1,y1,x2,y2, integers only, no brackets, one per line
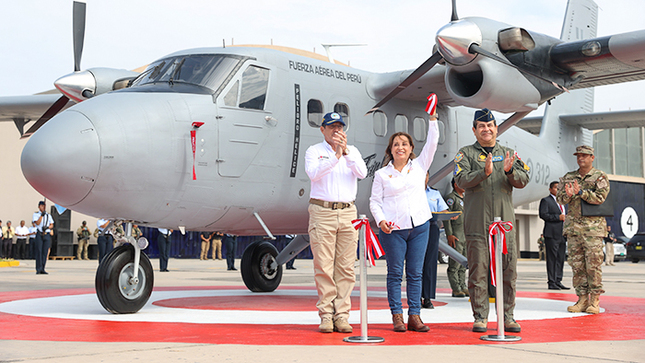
487,220,513,287
352,218,384,266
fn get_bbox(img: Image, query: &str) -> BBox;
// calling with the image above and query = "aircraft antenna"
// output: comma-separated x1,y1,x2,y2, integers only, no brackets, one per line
321,44,366,64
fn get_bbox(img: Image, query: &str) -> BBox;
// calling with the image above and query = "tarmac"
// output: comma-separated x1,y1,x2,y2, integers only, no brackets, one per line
1,256,644,362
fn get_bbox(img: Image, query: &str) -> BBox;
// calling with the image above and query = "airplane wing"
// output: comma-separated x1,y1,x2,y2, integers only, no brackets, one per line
516,109,645,134
0,94,73,122
0,94,73,136
551,30,645,90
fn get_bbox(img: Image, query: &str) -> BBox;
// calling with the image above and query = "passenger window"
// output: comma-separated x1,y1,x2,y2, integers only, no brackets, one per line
334,103,350,130
224,80,239,107
308,99,324,127
413,118,445,144
394,114,408,133
413,117,426,141
239,66,269,110
373,111,387,137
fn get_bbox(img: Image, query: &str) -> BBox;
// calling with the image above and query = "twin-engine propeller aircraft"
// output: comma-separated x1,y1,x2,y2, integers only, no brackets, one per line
2,0,645,314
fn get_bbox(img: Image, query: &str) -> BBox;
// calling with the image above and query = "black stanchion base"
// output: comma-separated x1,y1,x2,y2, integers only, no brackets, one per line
343,336,385,343
480,334,521,342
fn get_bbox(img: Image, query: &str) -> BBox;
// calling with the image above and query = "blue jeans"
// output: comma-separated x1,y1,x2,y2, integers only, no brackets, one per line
379,220,430,315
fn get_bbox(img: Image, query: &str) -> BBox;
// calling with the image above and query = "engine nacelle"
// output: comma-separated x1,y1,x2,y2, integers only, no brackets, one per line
55,68,139,103
444,56,540,113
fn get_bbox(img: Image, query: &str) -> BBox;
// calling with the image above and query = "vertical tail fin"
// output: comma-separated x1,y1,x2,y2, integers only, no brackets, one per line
540,0,599,151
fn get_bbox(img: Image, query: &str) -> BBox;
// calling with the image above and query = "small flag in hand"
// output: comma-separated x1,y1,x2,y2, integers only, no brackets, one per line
425,93,437,115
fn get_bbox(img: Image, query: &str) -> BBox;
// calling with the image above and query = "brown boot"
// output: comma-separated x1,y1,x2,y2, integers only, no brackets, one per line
567,294,590,313
585,294,601,314
392,313,406,332
407,314,430,332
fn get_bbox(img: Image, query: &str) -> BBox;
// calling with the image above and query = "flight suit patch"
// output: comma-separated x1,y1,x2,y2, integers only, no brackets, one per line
454,152,464,163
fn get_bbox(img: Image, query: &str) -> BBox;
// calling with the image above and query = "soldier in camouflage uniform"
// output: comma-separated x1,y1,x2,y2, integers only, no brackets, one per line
556,145,609,314
454,108,530,333
444,178,468,298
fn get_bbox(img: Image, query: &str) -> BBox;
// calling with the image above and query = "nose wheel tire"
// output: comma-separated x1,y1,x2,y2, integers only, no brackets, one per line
241,240,283,292
95,245,154,314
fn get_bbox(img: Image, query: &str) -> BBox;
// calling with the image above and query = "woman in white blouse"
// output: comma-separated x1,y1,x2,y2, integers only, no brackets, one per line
369,111,439,332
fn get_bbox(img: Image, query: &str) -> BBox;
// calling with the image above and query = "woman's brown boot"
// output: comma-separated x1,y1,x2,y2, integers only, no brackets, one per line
392,313,406,332
407,314,430,332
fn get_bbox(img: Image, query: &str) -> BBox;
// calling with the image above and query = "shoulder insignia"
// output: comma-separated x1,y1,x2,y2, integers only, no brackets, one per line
523,161,530,171
454,152,464,163
478,153,487,161
447,198,454,206
454,164,462,176
597,177,608,189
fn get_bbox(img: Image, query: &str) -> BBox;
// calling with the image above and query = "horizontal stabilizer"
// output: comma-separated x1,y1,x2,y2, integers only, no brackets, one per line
516,109,645,134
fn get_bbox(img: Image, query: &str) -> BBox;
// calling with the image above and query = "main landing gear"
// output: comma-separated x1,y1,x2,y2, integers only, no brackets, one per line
240,235,311,292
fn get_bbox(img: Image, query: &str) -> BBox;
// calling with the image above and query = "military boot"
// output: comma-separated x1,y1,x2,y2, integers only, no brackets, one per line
567,294,590,313
585,294,601,314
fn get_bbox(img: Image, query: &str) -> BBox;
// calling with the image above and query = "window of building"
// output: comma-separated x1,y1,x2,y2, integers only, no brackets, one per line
614,128,643,177
373,111,387,137
308,99,324,127
593,130,613,173
239,66,269,110
334,103,349,130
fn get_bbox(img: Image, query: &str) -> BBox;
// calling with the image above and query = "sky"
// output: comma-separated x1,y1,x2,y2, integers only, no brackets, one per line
0,0,643,114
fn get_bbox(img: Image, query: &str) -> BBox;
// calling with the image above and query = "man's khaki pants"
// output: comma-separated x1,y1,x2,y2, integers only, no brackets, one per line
308,203,358,320
77,238,89,260
212,238,222,259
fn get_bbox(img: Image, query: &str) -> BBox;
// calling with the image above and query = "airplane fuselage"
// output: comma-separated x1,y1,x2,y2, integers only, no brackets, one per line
21,46,582,235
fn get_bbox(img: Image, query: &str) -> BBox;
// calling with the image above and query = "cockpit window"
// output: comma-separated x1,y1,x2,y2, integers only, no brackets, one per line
131,54,246,93
239,66,270,110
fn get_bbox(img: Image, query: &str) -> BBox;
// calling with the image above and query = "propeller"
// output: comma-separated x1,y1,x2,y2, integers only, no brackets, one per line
450,0,458,22
21,1,86,139
366,0,566,114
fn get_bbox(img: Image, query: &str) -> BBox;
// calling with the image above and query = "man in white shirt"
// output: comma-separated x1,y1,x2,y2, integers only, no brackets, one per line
14,220,30,260
32,201,54,274
305,112,367,333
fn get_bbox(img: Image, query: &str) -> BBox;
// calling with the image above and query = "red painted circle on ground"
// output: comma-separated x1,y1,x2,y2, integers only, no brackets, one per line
1,287,643,345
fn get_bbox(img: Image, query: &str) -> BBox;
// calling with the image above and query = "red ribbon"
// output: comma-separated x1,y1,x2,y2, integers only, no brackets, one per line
487,220,513,287
352,218,384,266
190,130,197,180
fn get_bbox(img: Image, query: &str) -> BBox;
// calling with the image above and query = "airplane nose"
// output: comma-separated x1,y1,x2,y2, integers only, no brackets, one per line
21,110,100,207
436,19,482,66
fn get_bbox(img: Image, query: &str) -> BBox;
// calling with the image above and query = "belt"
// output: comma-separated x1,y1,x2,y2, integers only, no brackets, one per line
309,198,354,210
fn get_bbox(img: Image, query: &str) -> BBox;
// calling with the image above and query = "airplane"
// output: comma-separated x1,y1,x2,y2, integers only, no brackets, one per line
1,0,644,314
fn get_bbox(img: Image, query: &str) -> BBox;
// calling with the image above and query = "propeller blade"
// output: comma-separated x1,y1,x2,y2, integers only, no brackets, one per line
366,51,443,114
451,0,459,22
469,44,568,91
21,95,70,139
73,1,86,72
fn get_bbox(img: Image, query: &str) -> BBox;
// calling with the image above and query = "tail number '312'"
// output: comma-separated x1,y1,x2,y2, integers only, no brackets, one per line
526,159,550,186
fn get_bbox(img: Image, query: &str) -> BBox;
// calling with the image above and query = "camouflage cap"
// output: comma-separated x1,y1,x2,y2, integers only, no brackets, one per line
574,145,594,156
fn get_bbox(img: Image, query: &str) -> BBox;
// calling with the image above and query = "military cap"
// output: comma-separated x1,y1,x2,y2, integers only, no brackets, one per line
321,112,345,127
474,108,495,122
574,145,594,156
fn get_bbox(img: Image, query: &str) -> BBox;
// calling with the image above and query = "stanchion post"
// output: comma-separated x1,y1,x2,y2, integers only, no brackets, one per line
344,214,384,343
481,217,521,342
